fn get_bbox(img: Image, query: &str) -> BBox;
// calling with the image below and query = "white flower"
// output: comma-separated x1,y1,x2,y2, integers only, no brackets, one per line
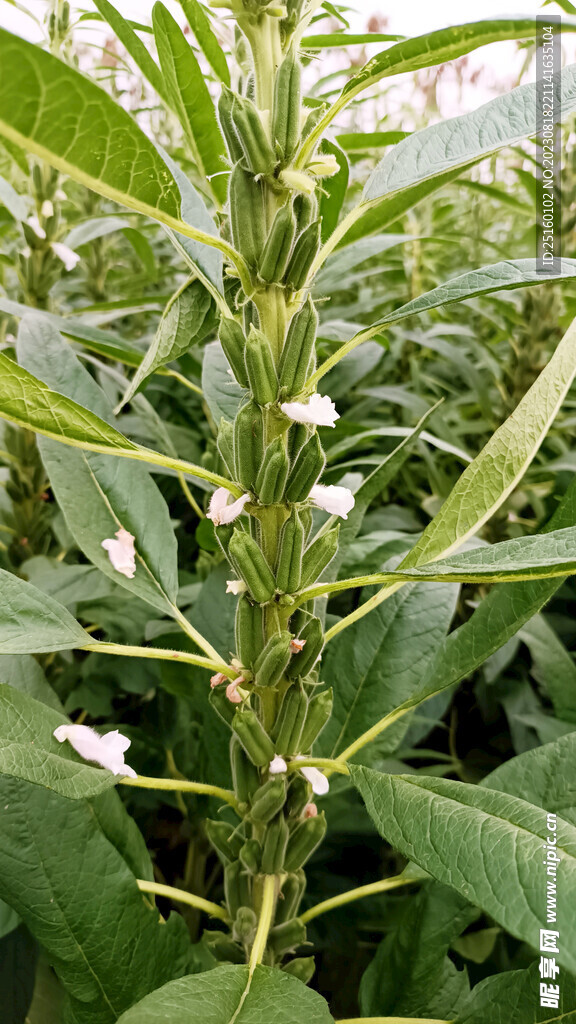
290,638,306,653
280,393,339,428
54,188,67,201
269,755,288,775
207,487,250,526
54,724,137,778
310,484,355,520
41,199,54,218
27,215,46,239
101,527,136,578
51,242,80,271
226,579,247,595
296,756,329,796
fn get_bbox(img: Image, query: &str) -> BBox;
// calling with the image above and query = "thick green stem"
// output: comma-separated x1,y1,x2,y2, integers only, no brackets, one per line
120,774,239,810
82,641,235,679
249,873,277,974
137,879,229,923
300,875,414,924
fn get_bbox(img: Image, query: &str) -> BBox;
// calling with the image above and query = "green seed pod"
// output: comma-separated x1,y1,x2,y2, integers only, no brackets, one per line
276,510,305,593
250,776,287,823
218,86,244,163
255,437,290,505
286,616,324,679
232,906,258,944
233,401,263,491
244,327,278,406
224,859,251,918
293,193,318,234
239,838,262,874
205,819,243,863
273,684,309,756
300,526,340,589
286,774,310,818
235,596,264,671
285,219,322,291
259,205,297,283
285,433,325,503
282,957,316,985
273,55,301,160
229,530,276,603
275,869,306,924
209,683,237,727
254,631,293,687
219,318,249,388
298,688,333,752
284,812,327,872
231,93,277,175
230,736,261,805
216,418,235,477
269,917,307,956
232,708,276,766
287,422,311,463
229,163,266,266
261,811,290,873
204,931,246,964
278,297,318,396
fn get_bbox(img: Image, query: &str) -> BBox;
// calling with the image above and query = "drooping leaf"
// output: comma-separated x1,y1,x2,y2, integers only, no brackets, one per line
153,2,227,205
319,140,349,242
0,777,190,1024
63,214,132,249
92,0,170,105
178,0,230,83
0,653,64,711
351,764,576,972
202,340,245,424
302,32,401,48
483,731,576,827
0,568,92,654
454,962,576,1024
115,964,334,1024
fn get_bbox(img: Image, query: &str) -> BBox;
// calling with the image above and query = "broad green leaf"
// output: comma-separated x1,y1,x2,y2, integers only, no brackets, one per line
319,140,349,243
0,29,229,257
0,652,63,710
63,214,131,249
153,3,227,205
116,964,334,1024
26,954,65,1024
0,685,120,798
16,316,182,615
0,899,20,941
519,615,576,723
318,580,457,764
202,340,245,424
119,279,215,407
92,0,170,105
360,883,477,1019
483,731,576,828
178,0,230,83
0,568,91,654
0,777,190,1024
351,764,576,972
454,963,576,1024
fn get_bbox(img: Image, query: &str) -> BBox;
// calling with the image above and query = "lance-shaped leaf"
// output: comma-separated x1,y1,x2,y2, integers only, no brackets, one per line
351,764,576,973
0,686,120,799
0,777,190,1024
178,0,230,84
118,279,215,408
115,965,334,1024
92,0,171,106
0,28,230,261
0,568,92,654
153,3,227,205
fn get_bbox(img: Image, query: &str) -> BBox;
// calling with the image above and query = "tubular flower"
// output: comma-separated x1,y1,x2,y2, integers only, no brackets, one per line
290,638,306,654
269,755,288,775
207,487,250,526
54,724,137,778
226,676,245,704
27,215,46,239
101,527,136,578
280,393,339,427
304,803,318,818
210,672,227,689
52,242,80,271
296,756,329,796
310,483,355,520
226,579,248,595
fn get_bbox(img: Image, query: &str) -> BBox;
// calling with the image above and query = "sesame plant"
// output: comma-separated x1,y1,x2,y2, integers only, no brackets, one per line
3,3,576,1022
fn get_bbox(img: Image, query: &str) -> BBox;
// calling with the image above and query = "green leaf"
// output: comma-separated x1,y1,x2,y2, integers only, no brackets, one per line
351,764,576,972
153,2,227,205
0,174,28,220
454,962,576,1023
16,315,181,615
319,140,349,243
63,215,131,249
119,279,215,407
0,777,190,1024
0,923,38,1024
0,653,64,711
115,964,335,1023
0,568,91,654
92,0,170,105
483,731,576,828
0,685,120,798
202,340,245,423
519,615,576,723
360,883,477,1019
178,0,230,84
318,580,457,764
302,32,402,48
336,130,410,152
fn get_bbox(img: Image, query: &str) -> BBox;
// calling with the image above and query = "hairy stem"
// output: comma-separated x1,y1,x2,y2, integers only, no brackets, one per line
137,879,229,922
300,876,414,925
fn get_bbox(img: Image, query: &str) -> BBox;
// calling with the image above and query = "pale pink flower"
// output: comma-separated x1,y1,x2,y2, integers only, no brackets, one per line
207,487,250,526
310,484,355,520
280,393,339,428
226,677,244,704
295,757,329,795
52,242,80,271
304,803,318,818
290,638,306,654
226,579,248,595
210,672,227,688
101,527,136,578
269,755,288,774
54,723,137,778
